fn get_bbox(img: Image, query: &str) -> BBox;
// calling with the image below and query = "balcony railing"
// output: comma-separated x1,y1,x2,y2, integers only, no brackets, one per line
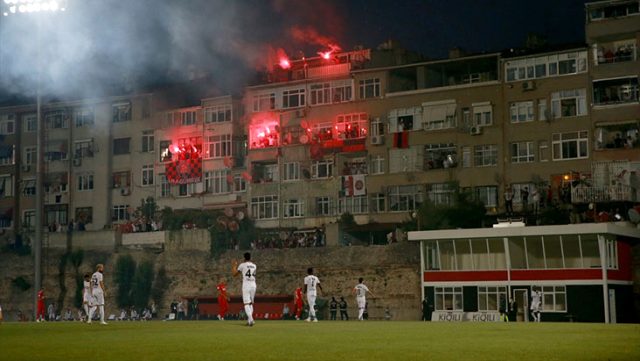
571,184,636,203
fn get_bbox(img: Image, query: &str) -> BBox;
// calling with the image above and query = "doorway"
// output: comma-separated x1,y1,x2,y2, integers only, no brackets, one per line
513,289,529,322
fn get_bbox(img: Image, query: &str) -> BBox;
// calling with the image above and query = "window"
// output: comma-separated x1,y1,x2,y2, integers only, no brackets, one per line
389,148,421,173
552,131,588,160
252,93,275,112
181,110,197,125
282,88,306,109
74,140,94,159
315,196,332,216
24,113,36,133
142,165,154,186
427,183,454,205
474,145,497,167
510,101,534,123
283,199,304,218
478,287,507,312
539,141,549,162
178,183,198,197
338,195,368,215
283,162,300,181
342,157,367,175
205,104,232,123
75,207,93,224
310,80,353,105
535,286,567,312
113,138,131,155
370,155,385,175
252,162,278,183
370,117,384,137
112,205,130,222
112,171,131,189
510,142,535,163
233,174,247,193
593,77,639,105
595,39,637,64
388,185,423,212
0,114,15,134
388,107,421,133
112,102,131,122
434,287,462,311
424,143,457,170
551,89,587,118
538,99,548,121
251,195,278,219
206,134,232,159
311,159,333,179
422,100,456,130
335,113,368,139
142,130,154,153
77,173,94,191
74,108,94,127
371,193,385,213
606,238,618,270
473,102,493,126
504,51,588,82
45,110,68,129
159,140,172,162
476,186,498,208
359,78,380,99
205,170,229,194
0,145,14,166
462,147,471,168
45,141,68,161
23,210,35,229
22,178,36,196
45,205,68,226
160,174,171,197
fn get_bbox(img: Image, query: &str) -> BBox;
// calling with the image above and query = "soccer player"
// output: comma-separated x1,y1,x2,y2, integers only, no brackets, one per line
353,278,374,321
216,279,230,320
36,287,46,322
82,273,92,322
293,287,304,320
530,289,542,322
88,263,108,325
232,252,256,326
303,267,322,322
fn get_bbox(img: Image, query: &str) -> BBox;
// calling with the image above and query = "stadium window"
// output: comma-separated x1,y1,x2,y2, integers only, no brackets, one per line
477,286,507,312
537,285,567,312
543,235,564,268
455,239,473,270
425,241,440,270
488,238,507,269
526,236,545,269
561,235,582,268
580,235,601,268
438,240,456,271
471,239,490,270
606,238,618,270
434,287,463,311
509,237,527,269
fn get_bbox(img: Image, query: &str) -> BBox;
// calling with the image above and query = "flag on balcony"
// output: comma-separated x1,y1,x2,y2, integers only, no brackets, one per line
342,175,366,197
165,157,202,185
393,131,409,148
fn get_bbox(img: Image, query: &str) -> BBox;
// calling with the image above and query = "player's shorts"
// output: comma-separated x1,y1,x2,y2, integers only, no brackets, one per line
307,294,317,307
83,292,93,304
357,296,366,309
92,290,105,306
242,284,256,304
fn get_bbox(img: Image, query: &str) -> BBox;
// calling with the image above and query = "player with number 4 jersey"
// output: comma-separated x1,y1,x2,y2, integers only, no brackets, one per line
303,267,322,322
353,277,374,321
232,252,257,326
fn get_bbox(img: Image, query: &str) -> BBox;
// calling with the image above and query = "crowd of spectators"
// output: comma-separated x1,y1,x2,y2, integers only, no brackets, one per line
250,228,326,250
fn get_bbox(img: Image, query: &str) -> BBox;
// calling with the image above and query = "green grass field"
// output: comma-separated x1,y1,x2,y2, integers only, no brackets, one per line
1,321,639,361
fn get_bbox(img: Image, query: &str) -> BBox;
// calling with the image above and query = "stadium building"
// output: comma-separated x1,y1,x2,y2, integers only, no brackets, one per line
409,222,640,323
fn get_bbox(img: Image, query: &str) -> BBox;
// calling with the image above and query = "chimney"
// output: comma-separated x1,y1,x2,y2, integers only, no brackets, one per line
449,47,466,59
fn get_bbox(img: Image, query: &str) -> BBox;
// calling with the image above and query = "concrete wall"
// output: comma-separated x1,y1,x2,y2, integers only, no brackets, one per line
122,231,165,247
47,230,119,250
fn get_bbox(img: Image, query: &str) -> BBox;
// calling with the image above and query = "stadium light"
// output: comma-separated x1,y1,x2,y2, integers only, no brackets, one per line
2,0,67,17
3,0,68,322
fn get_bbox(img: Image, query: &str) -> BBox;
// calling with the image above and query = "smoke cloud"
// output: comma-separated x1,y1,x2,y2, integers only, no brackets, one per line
0,0,347,101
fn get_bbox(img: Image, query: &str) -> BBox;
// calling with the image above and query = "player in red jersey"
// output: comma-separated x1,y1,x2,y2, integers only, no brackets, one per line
293,287,304,320
216,279,229,320
36,287,46,322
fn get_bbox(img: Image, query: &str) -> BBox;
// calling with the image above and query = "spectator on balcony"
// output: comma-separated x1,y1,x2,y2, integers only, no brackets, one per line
614,133,624,148
520,187,530,213
531,188,540,215
504,187,514,216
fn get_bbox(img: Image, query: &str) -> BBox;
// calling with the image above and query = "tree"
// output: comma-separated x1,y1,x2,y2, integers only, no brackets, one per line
137,197,159,221
114,255,137,308
131,261,155,309
151,266,170,306
414,186,486,230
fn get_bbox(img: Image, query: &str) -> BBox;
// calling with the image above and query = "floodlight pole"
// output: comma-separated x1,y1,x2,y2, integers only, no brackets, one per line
33,13,43,321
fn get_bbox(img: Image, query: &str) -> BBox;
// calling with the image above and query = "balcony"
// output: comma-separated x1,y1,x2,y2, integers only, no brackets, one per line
595,42,637,65
593,77,639,106
571,185,637,203
307,63,351,79
594,122,639,151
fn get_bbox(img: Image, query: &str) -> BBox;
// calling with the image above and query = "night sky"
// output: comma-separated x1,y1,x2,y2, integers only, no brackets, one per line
0,0,591,101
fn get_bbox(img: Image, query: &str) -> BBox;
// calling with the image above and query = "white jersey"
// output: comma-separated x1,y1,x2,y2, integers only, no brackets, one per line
83,281,90,295
354,283,369,298
237,262,257,287
530,291,541,310
304,275,320,296
91,271,104,293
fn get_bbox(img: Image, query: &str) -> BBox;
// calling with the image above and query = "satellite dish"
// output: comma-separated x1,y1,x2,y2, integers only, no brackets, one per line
299,134,309,144
629,208,640,224
236,211,245,220
224,207,234,217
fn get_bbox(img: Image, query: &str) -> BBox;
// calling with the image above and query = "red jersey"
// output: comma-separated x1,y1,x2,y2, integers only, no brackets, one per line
217,283,227,297
37,290,45,303
295,288,303,305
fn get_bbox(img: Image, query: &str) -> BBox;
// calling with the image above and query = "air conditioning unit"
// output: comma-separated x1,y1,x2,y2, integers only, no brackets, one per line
522,80,536,91
469,126,482,135
73,157,82,167
371,135,385,145
120,187,130,196
21,164,30,172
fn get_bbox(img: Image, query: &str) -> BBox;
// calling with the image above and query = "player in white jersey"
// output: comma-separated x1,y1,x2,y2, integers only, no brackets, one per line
530,289,542,322
88,264,108,325
303,267,323,322
353,278,374,321
82,273,92,322
232,252,257,326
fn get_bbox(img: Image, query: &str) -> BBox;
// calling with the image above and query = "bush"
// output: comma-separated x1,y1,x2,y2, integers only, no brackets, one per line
114,255,137,308
151,266,170,306
132,261,155,309
11,276,31,291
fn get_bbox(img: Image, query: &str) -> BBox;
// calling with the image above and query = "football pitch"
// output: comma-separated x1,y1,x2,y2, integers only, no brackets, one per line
1,321,639,361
